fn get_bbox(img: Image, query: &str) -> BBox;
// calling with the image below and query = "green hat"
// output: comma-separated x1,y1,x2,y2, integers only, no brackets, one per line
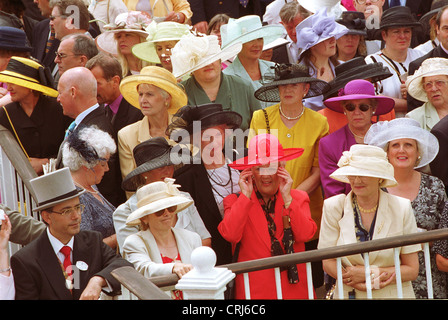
132,21,191,64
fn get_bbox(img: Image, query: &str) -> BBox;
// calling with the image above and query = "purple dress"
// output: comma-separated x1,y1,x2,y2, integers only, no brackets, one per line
318,124,356,199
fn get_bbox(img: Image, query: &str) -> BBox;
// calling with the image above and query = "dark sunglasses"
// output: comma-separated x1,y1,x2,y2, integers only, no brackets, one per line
344,103,371,112
153,205,177,217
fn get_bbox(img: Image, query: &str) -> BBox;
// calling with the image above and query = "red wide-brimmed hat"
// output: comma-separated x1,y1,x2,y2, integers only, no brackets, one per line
229,133,303,170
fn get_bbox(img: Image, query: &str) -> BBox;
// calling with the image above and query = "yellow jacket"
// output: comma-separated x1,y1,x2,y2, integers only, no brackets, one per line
123,0,192,21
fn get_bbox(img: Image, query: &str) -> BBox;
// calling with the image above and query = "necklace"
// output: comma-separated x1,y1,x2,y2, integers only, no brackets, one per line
348,126,365,140
279,103,305,121
356,198,378,213
74,181,98,194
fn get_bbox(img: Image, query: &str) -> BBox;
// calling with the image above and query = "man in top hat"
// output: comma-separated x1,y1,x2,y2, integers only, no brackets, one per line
10,168,133,300
85,52,143,137
57,66,126,207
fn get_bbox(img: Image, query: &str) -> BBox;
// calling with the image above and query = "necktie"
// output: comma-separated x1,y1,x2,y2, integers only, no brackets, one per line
46,26,55,54
65,121,76,138
60,246,73,290
239,0,249,8
389,0,401,7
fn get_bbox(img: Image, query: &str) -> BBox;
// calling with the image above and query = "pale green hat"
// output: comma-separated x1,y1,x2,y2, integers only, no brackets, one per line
220,15,285,50
132,21,191,64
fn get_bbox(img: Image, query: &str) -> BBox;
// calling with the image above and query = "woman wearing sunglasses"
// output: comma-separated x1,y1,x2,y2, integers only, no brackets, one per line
318,79,395,199
123,178,201,299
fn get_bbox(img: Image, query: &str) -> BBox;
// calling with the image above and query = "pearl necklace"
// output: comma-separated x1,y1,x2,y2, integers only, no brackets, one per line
279,103,305,121
348,126,365,140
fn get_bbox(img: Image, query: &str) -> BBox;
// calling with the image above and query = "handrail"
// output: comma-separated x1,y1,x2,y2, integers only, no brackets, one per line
0,125,37,200
145,228,448,289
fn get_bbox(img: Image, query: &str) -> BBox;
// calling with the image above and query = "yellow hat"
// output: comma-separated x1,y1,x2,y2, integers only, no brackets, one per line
119,66,187,113
0,56,58,97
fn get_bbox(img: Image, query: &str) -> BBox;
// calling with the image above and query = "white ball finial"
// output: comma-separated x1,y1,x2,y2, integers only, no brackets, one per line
190,246,216,274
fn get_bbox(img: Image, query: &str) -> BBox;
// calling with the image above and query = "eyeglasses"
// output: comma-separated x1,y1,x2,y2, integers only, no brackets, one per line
47,204,85,216
343,103,372,112
423,80,448,90
153,205,177,217
355,0,381,4
55,52,82,59
49,14,67,21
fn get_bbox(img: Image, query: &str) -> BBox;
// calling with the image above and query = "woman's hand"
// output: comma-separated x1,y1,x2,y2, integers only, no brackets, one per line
172,262,193,278
238,168,253,199
165,11,185,23
277,166,293,205
342,265,395,291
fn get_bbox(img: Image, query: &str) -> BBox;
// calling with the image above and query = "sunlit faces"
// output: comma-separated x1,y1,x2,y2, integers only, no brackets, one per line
422,75,448,108
89,66,120,105
137,83,171,117
6,83,34,102
141,206,176,231
57,80,77,118
115,32,142,56
341,99,376,130
41,197,83,242
88,154,110,185
436,9,448,50
49,6,67,40
278,82,310,104
310,37,337,58
336,34,361,59
347,175,381,198
54,38,84,75
240,38,264,60
381,27,412,51
387,138,420,169
155,40,178,71
251,162,285,199
281,14,304,43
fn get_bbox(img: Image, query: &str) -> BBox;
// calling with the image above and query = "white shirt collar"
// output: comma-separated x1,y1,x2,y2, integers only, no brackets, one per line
46,228,74,257
74,103,100,127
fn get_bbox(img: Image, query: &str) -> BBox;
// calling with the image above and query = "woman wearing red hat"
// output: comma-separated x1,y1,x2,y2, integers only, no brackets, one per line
218,133,317,299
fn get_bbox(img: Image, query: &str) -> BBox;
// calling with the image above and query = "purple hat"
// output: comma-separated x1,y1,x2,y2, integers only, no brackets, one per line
323,79,395,115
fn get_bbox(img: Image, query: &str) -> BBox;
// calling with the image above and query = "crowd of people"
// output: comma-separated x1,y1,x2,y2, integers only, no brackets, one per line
0,0,448,300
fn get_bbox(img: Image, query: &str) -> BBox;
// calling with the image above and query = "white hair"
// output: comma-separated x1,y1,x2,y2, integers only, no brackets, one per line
62,125,116,171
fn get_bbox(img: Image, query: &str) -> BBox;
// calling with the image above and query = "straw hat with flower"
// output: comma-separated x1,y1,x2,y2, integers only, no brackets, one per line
119,66,187,113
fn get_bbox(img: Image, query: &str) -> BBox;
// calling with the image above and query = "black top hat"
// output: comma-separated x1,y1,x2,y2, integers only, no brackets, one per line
121,137,193,192
336,11,367,36
0,26,32,52
254,63,329,102
379,6,422,30
167,103,243,139
323,57,393,100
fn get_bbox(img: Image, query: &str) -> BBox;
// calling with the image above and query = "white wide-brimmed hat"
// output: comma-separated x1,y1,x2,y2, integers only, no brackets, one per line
220,15,285,50
30,167,86,212
126,178,193,226
297,0,346,18
296,7,349,60
330,144,397,188
364,118,439,169
406,57,448,102
95,11,151,56
171,34,242,79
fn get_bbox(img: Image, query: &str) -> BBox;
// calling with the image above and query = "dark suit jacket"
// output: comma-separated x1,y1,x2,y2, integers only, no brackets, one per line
10,230,133,300
174,163,233,265
382,0,432,19
79,106,126,207
106,97,144,136
430,115,448,194
31,19,60,71
188,0,262,25
407,45,448,111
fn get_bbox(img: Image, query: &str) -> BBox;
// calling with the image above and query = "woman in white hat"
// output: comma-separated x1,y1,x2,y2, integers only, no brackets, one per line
365,118,447,298
117,65,187,183
221,15,285,109
0,56,72,175
170,34,261,131
406,57,448,131
132,20,191,72
122,178,201,299
318,144,421,299
95,11,152,77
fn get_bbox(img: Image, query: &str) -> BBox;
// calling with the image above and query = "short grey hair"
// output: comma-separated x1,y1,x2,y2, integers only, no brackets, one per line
62,125,116,171
279,1,312,24
61,33,99,60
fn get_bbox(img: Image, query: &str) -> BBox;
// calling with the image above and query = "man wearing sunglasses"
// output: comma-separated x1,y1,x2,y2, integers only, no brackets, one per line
10,167,133,300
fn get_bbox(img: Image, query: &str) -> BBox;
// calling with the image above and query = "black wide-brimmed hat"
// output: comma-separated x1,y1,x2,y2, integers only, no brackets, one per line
121,137,193,192
0,26,32,52
336,11,367,36
254,63,329,102
166,103,243,139
419,0,448,36
379,6,422,31
323,57,393,100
